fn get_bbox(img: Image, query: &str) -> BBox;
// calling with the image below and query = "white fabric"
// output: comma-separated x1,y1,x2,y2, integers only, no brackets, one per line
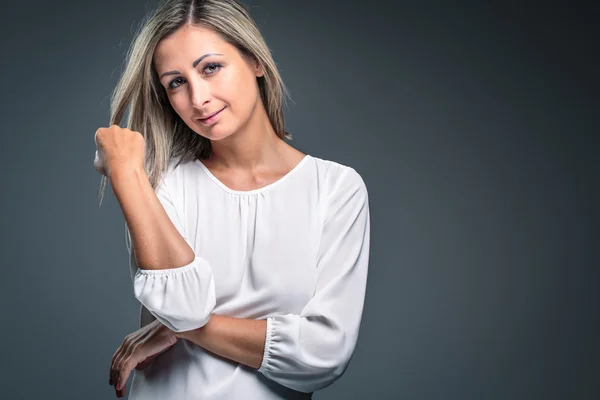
126,154,370,399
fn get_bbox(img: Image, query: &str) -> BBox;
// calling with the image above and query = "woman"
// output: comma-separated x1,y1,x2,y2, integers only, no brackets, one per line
94,0,370,398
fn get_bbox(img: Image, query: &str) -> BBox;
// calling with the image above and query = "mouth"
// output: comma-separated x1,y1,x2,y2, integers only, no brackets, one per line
198,107,225,123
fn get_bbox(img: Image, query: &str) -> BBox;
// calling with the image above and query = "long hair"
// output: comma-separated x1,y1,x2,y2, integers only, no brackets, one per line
98,0,291,206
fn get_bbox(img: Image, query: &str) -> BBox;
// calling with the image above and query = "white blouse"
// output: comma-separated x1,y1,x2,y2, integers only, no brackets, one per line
125,154,370,399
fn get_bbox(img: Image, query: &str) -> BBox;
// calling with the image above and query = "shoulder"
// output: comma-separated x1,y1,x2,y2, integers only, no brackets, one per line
309,157,369,220
310,156,368,198
157,155,198,189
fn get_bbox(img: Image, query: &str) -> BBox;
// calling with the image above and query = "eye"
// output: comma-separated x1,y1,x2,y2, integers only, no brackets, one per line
203,62,222,75
167,77,185,90
165,62,222,90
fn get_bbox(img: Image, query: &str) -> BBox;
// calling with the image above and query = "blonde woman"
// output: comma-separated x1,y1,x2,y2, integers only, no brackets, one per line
94,0,370,398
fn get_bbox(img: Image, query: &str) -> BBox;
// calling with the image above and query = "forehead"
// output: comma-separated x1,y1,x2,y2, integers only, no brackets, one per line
153,25,232,69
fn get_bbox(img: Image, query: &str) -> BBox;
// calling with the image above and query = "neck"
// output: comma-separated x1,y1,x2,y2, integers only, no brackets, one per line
207,102,285,171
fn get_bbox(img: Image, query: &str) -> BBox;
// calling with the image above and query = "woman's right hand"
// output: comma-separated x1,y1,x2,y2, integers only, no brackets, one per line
94,124,146,178
109,319,179,398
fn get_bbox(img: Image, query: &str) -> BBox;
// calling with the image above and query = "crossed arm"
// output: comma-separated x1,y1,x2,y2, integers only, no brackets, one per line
117,163,370,393
174,314,267,369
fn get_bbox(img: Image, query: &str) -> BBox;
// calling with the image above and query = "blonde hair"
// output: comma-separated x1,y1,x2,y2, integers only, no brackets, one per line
98,0,292,206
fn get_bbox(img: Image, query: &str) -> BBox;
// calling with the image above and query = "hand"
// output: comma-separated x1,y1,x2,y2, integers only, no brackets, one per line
94,124,145,177
109,319,178,398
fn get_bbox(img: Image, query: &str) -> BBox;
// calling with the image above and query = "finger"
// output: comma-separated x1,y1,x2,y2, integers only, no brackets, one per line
110,346,122,386
113,350,127,387
94,153,104,175
111,339,129,386
116,380,126,398
94,150,108,176
116,355,136,392
114,338,137,388
110,362,118,387
95,164,107,176
94,128,102,145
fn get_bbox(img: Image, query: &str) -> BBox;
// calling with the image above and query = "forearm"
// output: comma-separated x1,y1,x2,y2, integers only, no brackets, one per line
110,166,194,270
175,315,267,369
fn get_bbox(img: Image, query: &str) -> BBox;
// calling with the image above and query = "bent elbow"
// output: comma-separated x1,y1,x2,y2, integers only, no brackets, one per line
132,258,216,332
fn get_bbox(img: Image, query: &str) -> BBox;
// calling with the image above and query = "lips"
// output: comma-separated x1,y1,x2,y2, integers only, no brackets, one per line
199,107,225,121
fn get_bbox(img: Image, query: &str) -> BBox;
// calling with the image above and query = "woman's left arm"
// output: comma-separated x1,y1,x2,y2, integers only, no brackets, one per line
174,314,267,369
176,167,370,392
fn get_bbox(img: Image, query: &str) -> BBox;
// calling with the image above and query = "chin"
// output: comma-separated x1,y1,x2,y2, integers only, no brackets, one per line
195,125,236,142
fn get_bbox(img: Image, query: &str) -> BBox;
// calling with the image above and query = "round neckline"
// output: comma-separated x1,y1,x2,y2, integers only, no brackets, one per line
194,154,311,195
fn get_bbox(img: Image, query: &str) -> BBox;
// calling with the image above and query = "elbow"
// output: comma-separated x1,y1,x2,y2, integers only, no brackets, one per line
259,314,361,392
135,294,215,333
279,356,352,393
134,286,216,333
304,363,350,393
304,345,354,392
132,258,217,332
261,329,355,393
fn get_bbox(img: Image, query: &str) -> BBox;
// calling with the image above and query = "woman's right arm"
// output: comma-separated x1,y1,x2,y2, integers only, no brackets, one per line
112,167,192,271
113,165,216,333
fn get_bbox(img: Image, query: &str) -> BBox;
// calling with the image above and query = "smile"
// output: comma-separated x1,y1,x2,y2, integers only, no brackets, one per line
198,107,226,125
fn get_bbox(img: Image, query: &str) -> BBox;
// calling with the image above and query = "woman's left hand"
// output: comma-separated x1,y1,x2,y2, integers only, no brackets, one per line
109,319,179,398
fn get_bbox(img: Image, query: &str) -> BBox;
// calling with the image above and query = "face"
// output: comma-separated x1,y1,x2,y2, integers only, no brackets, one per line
153,24,264,141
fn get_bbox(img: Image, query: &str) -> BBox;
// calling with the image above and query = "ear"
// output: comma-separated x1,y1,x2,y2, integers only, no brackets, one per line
254,61,265,78
251,58,264,77
241,50,264,77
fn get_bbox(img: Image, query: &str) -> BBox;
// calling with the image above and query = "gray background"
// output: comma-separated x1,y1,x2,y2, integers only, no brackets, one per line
0,1,598,399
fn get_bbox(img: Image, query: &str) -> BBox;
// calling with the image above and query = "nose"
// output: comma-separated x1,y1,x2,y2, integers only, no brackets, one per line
190,78,211,109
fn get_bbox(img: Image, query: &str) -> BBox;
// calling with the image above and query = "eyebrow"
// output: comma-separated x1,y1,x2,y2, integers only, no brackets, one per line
159,53,223,79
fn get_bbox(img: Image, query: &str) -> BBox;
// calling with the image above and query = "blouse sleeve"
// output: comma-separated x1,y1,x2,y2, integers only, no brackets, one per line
125,174,216,333
257,167,371,393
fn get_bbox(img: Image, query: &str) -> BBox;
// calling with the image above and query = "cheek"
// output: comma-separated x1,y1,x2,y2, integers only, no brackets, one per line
229,77,259,114
226,66,258,97
169,96,189,117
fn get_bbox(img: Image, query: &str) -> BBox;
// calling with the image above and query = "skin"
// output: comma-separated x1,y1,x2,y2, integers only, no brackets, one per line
154,23,306,186
104,24,306,397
